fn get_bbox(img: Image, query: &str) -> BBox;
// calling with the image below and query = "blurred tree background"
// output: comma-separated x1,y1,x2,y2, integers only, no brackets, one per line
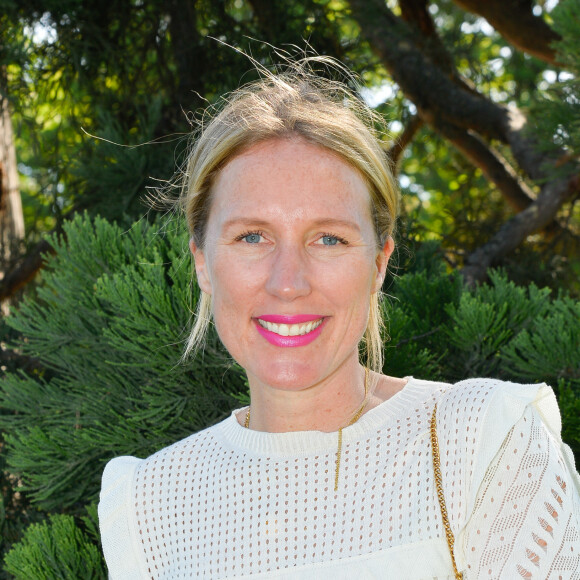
0,0,579,576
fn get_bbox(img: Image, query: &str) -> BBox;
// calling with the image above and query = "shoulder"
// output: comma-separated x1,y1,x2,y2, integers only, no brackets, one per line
439,375,552,406
431,378,568,529
103,414,235,490
434,377,560,472
436,377,559,438
98,416,234,578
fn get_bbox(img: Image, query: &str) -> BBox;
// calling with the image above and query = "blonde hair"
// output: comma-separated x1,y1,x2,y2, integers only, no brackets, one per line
180,58,398,372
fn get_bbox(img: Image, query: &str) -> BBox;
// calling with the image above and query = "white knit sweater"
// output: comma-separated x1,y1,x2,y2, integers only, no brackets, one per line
99,378,580,579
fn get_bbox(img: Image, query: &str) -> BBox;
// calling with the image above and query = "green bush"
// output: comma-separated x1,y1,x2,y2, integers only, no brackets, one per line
3,505,105,579
0,214,578,575
1,214,246,513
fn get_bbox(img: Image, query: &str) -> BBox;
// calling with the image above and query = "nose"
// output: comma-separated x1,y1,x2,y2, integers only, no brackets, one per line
265,244,311,300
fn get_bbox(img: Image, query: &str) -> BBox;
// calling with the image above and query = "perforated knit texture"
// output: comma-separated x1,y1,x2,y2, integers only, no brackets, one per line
100,378,580,579
133,389,442,577
464,407,580,579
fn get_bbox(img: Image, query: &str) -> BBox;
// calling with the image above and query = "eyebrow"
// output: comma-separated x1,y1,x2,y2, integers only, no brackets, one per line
221,217,362,232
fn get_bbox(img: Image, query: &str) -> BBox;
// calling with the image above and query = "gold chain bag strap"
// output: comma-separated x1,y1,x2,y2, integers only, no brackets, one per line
430,403,464,580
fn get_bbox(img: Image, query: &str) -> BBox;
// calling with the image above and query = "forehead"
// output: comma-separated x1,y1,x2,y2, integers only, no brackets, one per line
208,138,372,225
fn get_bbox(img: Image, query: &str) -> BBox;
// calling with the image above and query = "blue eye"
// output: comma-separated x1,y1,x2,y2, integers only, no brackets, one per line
321,235,339,246
243,233,262,244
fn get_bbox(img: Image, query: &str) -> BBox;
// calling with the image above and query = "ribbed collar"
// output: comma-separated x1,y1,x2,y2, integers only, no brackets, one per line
215,377,446,458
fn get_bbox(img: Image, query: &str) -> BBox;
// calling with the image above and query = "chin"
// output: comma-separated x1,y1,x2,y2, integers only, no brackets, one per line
251,360,320,391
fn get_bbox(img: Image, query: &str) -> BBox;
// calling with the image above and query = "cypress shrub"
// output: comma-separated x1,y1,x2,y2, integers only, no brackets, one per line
1,214,247,514
3,505,105,579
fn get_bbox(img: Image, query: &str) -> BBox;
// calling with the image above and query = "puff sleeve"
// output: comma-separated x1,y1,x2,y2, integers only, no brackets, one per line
438,381,580,579
98,456,147,579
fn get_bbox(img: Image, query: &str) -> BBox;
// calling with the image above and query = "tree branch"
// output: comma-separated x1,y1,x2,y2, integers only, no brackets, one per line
390,0,531,203
349,0,508,140
462,172,580,285
348,0,562,183
386,115,424,171
399,0,477,96
435,121,535,212
165,0,207,113
348,0,576,276
451,0,560,65
0,239,54,301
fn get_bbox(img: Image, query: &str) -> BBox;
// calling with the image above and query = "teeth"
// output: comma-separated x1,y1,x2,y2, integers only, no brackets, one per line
258,318,323,336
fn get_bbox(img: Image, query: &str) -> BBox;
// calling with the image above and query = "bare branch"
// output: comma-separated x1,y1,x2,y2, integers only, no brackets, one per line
399,0,436,36
349,0,508,140
348,0,567,183
348,0,576,276
399,0,472,93
165,0,207,112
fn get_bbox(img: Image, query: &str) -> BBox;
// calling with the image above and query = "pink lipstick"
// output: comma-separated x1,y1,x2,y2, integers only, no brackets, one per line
254,314,326,347
258,314,322,324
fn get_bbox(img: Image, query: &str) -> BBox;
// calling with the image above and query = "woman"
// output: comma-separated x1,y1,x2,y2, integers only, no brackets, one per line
99,62,580,579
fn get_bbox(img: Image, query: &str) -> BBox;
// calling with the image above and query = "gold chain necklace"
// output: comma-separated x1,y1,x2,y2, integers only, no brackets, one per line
244,367,370,492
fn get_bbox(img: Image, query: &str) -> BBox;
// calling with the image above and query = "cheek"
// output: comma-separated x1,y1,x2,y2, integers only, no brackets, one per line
315,257,376,332
208,254,263,327
323,254,377,295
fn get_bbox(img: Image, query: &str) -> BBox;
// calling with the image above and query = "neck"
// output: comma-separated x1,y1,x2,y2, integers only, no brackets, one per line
243,358,372,433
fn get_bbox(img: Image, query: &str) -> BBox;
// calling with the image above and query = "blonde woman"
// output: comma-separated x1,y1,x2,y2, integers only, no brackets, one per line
99,62,580,579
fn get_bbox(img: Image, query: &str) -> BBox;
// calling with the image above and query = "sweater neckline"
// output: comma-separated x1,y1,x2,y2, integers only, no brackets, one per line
217,377,443,457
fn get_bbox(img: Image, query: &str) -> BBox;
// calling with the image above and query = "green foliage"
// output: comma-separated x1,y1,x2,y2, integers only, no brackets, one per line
532,0,580,157
559,381,580,459
500,296,580,387
444,270,552,379
382,264,463,380
525,0,580,293
3,505,106,580
1,214,246,512
5,0,356,240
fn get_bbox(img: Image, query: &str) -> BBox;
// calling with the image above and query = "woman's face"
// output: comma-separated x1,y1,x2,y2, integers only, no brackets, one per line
191,138,393,391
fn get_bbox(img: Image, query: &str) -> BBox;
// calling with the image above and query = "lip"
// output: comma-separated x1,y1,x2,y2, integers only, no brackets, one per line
254,316,326,347
257,314,323,324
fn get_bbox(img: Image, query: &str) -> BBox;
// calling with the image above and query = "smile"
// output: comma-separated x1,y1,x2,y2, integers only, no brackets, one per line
257,318,324,336
254,315,326,347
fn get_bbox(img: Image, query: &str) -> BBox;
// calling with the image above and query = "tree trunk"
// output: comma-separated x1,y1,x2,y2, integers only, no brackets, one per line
0,86,24,313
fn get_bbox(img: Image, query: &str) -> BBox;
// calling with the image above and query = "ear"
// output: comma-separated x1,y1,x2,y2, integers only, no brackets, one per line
189,238,212,295
372,237,394,293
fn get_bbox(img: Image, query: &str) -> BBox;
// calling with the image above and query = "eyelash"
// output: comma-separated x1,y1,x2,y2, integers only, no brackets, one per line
235,230,264,242
319,232,349,245
234,230,349,245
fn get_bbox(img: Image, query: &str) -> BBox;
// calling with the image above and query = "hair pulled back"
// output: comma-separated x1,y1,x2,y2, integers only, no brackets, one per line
181,57,399,372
